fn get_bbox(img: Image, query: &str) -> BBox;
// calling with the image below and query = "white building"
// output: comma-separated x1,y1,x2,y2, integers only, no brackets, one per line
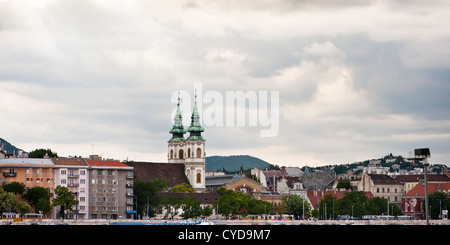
52,158,90,219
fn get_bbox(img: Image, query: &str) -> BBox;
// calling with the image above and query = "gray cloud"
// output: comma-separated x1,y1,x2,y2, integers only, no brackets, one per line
0,0,449,165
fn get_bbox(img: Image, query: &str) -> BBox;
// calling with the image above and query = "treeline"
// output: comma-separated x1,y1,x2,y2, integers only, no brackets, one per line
0,182,76,219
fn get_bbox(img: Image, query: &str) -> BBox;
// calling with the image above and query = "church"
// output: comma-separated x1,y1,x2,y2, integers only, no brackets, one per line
168,92,206,191
127,92,206,192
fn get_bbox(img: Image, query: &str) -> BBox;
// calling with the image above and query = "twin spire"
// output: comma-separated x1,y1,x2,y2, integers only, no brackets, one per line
169,90,204,142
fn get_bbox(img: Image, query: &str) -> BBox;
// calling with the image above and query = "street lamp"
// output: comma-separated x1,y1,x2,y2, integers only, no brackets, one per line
407,148,431,225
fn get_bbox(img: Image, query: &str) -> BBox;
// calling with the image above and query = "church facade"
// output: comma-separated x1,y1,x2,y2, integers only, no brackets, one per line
168,92,206,192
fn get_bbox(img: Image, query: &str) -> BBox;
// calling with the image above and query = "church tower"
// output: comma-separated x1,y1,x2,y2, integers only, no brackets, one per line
184,91,206,191
168,93,187,164
168,91,206,191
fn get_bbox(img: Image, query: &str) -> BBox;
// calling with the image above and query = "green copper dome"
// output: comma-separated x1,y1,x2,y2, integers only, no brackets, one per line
169,93,186,141
187,91,205,140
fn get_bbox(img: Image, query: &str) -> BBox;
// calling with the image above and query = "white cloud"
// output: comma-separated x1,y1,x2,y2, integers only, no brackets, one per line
303,41,347,59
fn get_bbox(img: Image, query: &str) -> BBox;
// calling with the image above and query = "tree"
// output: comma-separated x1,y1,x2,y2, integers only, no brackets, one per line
318,194,337,220
28,148,58,158
202,205,213,218
181,197,202,219
36,197,52,217
248,199,271,216
163,196,182,219
336,191,369,218
52,186,76,219
2,182,26,195
282,194,311,219
428,191,449,219
170,183,196,193
16,202,31,218
215,188,251,218
134,178,167,218
0,188,17,214
336,181,352,190
23,187,51,208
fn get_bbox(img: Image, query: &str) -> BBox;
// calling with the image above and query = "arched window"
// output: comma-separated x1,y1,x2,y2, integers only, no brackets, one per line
170,149,173,159
188,148,191,158
179,149,184,160
196,148,202,158
196,173,202,183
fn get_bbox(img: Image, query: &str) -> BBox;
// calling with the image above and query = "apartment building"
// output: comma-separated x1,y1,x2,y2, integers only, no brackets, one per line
52,158,90,219
86,160,134,220
0,158,55,193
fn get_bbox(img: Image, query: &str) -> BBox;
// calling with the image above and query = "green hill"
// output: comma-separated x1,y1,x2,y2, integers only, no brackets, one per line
205,155,275,172
0,137,25,156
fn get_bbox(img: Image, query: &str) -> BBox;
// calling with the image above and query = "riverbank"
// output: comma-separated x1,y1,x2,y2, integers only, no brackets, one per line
3,219,450,225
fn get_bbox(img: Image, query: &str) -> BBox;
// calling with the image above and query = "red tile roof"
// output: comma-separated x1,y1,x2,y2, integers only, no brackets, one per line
404,182,450,197
86,160,131,168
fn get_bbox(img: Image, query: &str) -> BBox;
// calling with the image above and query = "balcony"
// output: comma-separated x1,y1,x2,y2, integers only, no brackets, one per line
3,172,16,177
68,174,80,178
68,183,79,187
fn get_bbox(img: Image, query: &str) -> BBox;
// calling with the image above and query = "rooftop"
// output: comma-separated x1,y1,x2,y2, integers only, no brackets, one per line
125,161,190,188
404,182,450,197
86,160,132,168
0,158,54,167
52,158,89,167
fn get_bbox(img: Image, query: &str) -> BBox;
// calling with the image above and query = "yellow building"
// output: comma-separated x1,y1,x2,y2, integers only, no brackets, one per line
0,158,55,193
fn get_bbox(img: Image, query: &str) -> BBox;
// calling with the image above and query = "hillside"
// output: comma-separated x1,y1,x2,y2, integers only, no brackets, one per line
205,155,275,172
0,137,25,155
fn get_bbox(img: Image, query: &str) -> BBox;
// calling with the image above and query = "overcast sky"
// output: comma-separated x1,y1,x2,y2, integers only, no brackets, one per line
1,0,449,167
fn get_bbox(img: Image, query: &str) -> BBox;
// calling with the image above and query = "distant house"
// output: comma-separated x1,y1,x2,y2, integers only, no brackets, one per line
357,173,404,208
394,174,450,194
205,174,241,193
402,182,450,219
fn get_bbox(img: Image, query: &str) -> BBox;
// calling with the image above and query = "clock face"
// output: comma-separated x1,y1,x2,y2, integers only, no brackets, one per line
170,142,173,146
197,140,202,145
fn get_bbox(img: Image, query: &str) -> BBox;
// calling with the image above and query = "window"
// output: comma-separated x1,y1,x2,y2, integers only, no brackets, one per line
80,170,85,175
196,173,202,183
61,179,66,184
197,148,202,158
61,170,66,175
179,149,184,160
